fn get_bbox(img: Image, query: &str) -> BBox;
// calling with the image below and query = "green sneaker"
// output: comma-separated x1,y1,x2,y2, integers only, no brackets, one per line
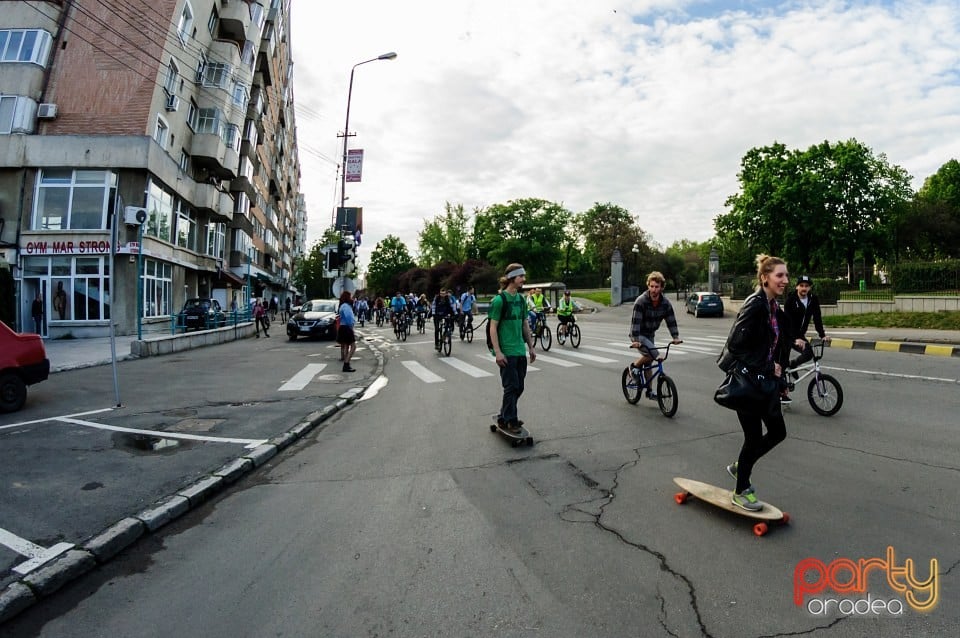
731,487,763,512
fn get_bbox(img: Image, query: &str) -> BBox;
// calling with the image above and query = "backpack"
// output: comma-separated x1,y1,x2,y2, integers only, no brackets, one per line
486,292,508,352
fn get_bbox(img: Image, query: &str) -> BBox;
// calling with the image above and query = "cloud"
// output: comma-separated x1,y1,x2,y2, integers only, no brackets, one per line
290,0,960,266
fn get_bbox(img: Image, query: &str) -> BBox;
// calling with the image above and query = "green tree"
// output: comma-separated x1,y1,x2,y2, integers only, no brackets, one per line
474,198,571,279
574,202,655,283
417,202,472,266
903,159,960,259
291,228,341,299
367,235,416,296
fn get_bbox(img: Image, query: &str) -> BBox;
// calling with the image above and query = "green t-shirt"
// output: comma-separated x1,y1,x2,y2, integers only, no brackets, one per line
489,291,528,356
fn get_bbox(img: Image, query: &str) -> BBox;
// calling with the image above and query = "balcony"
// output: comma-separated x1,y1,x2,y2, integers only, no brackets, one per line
247,86,264,118
193,182,235,223
240,119,259,156
230,157,256,197
208,40,243,74
217,1,250,45
191,133,240,180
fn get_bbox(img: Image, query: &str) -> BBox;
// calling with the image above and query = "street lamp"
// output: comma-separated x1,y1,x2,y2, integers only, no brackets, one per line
339,51,397,212
631,243,640,288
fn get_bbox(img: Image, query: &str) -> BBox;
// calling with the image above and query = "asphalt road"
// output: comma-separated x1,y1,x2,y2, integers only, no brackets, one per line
2,309,958,636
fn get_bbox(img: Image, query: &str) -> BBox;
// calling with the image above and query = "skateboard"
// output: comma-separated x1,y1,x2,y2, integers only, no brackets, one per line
672,477,790,537
490,415,534,447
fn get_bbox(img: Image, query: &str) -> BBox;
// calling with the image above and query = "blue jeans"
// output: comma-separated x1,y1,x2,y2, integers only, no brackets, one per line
499,355,528,426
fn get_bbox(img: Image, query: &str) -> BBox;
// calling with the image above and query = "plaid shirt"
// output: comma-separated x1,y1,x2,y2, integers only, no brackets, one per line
629,292,679,340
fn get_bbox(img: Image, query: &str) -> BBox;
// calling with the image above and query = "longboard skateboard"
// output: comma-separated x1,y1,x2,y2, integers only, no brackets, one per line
673,477,790,537
490,415,534,447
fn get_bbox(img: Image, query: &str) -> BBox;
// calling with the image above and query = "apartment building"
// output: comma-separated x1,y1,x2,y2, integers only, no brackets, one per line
0,0,306,337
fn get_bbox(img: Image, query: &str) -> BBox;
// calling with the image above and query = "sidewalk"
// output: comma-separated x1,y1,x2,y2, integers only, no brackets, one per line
43,335,139,373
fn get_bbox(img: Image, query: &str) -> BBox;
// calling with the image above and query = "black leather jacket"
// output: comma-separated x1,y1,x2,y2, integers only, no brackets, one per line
719,291,790,375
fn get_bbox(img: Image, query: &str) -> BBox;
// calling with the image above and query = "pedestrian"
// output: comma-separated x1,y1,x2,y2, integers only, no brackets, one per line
337,291,357,372
284,296,292,322
31,292,43,334
488,263,536,434
718,254,791,511
269,295,279,320
254,300,270,338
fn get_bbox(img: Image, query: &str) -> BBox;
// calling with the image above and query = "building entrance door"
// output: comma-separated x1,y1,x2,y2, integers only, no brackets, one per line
23,278,49,337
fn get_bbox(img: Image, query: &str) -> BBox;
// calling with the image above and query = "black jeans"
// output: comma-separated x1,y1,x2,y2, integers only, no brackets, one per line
789,340,813,369
734,408,786,494
499,355,528,426
434,316,449,348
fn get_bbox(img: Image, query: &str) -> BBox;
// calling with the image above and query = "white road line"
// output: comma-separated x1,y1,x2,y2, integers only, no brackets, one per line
822,366,959,384
279,363,327,391
0,528,74,575
401,360,445,383
473,354,540,371
582,345,635,357
682,336,727,344
532,354,581,367
438,357,495,377
56,417,268,448
358,375,389,401
0,407,114,430
547,349,618,363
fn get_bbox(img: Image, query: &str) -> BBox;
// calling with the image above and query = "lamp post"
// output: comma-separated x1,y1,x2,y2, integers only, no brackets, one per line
631,243,640,290
246,247,253,314
339,51,397,213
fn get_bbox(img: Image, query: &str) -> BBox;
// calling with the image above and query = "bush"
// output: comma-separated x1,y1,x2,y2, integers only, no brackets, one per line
890,260,960,293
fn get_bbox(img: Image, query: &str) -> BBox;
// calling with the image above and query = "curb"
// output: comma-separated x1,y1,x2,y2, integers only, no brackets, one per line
828,339,960,357
0,337,386,626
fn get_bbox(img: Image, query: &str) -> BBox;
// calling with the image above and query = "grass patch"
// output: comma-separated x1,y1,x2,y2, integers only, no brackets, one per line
576,291,611,306
823,311,960,330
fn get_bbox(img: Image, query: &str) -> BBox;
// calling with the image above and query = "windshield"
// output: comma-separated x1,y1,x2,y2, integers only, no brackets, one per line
183,299,208,309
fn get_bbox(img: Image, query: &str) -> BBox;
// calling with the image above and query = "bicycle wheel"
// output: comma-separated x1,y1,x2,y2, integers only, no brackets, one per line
657,375,679,418
466,326,474,343
807,374,843,416
570,324,581,348
621,367,642,404
400,321,408,341
540,325,552,351
442,331,452,356
556,327,566,345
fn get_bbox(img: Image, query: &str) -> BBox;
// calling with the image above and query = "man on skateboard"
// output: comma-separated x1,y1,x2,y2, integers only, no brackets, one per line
489,263,536,435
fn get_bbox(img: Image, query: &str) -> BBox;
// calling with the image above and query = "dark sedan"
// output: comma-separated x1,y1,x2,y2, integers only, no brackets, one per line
287,299,338,340
685,292,724,318
179,298,226,330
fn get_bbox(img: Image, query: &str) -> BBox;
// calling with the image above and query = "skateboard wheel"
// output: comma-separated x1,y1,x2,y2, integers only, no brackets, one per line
781,512,791,525
674,492,688,505
510,438,520,447
525,437,534,446
489,424,497,432
753,522,768,537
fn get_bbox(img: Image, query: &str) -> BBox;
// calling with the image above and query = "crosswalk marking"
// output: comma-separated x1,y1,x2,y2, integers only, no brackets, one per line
547,349,618,363
401,360,445,383
473,354,540,371
532,353,581,367
438,357,494,377
582,344,635,357
279,364,327,391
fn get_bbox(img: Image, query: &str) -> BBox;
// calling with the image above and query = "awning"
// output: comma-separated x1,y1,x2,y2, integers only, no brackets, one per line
217,269,246,287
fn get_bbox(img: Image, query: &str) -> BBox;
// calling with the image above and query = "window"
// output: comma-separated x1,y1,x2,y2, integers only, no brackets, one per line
143,260,173,317
174,201,197,251
0,94,38,134
146,178,174,242
195,51,206,83
224,123,240,151
231,79,248,107
177,2,194,45
154,115,169,147
207,6,219,35
33,170,117,230
0,29,53,65
186,100,198,130
196,107,222,136
200,62,231,89
24,256,110,322
0,95,16,134
164,59,179,96
179,149,191,173
206,222,225,258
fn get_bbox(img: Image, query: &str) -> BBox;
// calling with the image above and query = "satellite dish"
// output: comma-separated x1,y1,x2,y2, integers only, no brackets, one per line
332,277,356,298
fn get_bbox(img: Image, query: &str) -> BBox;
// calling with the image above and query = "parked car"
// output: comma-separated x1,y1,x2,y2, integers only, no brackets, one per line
287,299,339,340
686,292,724,317
0,321,50,412
178,298,226,331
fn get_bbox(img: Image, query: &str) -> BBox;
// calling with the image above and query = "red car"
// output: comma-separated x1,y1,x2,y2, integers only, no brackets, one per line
0,321,50,412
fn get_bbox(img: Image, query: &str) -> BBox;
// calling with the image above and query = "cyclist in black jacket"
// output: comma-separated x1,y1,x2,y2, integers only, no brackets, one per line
431,289,456,351
783,275,830,372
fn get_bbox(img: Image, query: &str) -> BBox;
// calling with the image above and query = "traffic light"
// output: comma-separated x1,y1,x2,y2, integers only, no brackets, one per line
337,239,349,265
325,248,338,272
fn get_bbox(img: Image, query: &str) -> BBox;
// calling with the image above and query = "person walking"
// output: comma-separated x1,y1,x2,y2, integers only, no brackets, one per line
254,300,270,338
488,263,536,434
31,292,44,334
719,254,791,512
337,291,357,372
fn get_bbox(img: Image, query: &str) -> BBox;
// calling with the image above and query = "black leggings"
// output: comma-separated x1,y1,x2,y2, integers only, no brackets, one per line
735,409,786,493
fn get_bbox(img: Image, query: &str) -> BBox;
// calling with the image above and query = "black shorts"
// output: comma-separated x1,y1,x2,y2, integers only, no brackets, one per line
558,314,574,325
337,326,355,345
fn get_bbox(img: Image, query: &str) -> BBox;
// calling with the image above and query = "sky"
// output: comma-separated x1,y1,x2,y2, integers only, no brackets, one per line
289,0,960,268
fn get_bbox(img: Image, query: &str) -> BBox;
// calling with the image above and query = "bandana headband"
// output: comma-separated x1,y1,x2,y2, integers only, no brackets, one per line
507,267,526,279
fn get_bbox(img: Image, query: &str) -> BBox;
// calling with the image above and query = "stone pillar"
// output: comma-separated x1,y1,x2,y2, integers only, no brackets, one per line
709,248,719,293
611,248,623,307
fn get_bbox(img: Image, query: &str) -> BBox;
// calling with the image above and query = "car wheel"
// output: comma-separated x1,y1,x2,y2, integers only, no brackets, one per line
0,372,28,413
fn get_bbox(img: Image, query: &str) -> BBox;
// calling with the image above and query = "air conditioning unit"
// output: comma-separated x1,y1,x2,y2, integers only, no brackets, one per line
164,94,180,112
123,206,148,225
37,103,58,119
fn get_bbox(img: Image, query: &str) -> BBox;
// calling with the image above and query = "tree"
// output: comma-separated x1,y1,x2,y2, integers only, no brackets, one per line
903,159,960,259
367,235,416,296
417,202,473,267
291,227,341,300
574,202,655,283
473,198,571,279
